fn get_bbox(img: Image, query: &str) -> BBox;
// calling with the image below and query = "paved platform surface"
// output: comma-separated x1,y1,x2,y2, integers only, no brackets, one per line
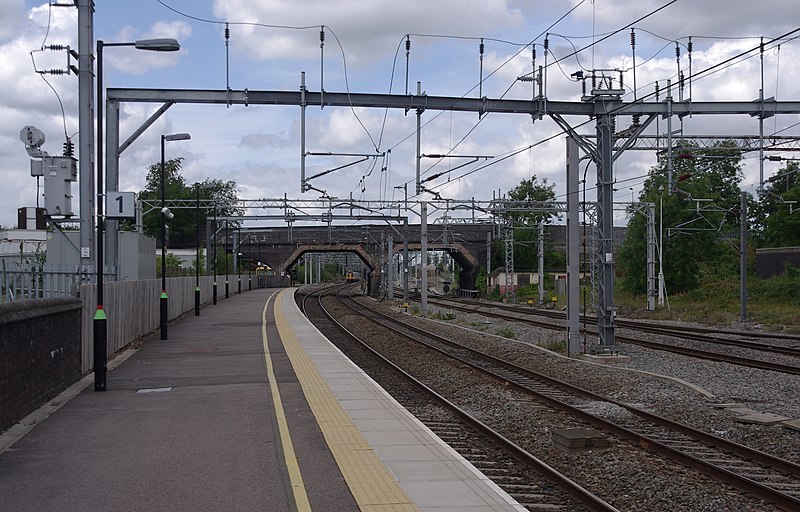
0,287,524,512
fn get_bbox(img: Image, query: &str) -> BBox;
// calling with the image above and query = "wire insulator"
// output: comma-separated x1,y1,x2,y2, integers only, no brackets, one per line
630,28,636,48
320,27,325,45
479,39,484,55
46,44,67,51
224,23,230,41
63,139,74,157
544,35,549,51
675,42,680,59
687,37,693,54
405,35,411,54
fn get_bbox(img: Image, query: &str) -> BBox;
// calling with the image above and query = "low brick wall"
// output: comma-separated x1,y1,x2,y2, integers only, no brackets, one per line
0,297,82,432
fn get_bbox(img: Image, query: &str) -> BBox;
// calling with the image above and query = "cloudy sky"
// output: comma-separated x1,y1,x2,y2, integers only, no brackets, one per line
1,0,799,229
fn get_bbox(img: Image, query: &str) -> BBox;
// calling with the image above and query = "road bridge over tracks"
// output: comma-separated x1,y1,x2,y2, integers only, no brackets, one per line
221,222,494,292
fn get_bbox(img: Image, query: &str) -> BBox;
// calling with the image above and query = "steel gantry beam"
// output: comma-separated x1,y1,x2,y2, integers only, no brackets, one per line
106,87,800,117
104,85,800,351
613,134,800,152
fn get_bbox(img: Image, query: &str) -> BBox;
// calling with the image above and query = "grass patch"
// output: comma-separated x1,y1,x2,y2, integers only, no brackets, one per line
616,270,800,327
496,327,517,339
540,339,567,354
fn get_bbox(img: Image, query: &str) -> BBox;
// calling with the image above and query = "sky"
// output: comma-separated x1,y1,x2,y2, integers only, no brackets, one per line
1,0,799,229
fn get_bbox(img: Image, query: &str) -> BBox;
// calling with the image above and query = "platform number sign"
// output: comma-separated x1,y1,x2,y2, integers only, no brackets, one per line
106,191,136,219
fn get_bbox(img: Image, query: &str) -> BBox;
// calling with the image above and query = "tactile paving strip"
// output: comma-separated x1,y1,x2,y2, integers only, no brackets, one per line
274,289,419,512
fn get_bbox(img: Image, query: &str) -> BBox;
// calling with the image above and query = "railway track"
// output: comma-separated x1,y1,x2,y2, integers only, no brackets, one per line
425,297,800,376
450,296,800,351
299,285,618,512
332,287,800,511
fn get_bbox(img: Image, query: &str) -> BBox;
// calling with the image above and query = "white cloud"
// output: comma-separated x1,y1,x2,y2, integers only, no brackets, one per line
0,0,25,42
1,0,800,229
212,0,524,67
105,21,192,75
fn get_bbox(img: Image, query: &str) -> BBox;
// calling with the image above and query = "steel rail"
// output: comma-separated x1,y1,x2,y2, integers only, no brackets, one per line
338,292,800,510
430,298,800,376
304,285,619,512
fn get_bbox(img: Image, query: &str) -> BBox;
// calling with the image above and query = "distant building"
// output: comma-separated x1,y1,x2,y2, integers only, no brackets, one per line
755,247,800,278
0,228,47,266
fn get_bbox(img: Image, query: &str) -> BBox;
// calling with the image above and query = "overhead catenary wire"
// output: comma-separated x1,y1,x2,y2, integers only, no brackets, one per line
155,0,797,204
155,0,378,151
418,1,685,195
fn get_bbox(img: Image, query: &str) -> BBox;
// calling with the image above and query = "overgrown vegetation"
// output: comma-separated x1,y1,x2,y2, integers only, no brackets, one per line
617,267,800,327
496,327,517,339
540,339,567,354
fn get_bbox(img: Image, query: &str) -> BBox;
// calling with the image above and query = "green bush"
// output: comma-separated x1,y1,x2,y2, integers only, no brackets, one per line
496,327,517,339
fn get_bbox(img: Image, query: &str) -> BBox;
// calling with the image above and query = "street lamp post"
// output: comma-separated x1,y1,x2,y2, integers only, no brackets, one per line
213,207,218,304
248,236,253,291
94,37,180,391
225,221,229,299
196,183,214,316
195,183,200,315
160,132,191,340
238,251,243,294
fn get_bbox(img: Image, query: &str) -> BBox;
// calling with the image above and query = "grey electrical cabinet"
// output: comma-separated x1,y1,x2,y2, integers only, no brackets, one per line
36,155,77,217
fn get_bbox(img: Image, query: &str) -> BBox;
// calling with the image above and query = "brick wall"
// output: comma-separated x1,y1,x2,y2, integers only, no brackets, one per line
0,297,82,432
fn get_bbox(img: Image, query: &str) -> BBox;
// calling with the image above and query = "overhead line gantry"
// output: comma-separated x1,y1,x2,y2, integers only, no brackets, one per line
103,83,800,352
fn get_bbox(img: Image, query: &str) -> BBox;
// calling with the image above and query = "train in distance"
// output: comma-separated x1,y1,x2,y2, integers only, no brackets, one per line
345,269,359,283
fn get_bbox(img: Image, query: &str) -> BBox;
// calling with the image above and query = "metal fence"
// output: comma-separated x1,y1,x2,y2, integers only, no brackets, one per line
0,261,93,303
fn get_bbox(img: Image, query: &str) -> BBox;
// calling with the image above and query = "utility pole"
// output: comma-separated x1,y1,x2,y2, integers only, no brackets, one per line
566,137,581,356
740,191,748,321
646,203,657,311
420,201,428,315
537,220,545,305
77,0,94,272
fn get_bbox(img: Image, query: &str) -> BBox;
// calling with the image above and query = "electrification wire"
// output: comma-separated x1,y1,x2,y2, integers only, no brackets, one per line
547,0,678,70
547,33,592,73
29,1,69,140
155,0,317,29
388,0,589,197
440,30,796,200
29,52,68,140
40,1,52,49
420,0,681,194
614,29,800,112
155,0,379,151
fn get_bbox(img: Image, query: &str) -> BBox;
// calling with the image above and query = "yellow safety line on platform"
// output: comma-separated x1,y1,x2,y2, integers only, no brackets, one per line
261,291,312,512
274,288,419,512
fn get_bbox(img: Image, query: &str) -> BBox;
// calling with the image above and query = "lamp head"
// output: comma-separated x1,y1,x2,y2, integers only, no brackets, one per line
134,38,180,52
164,133,191,142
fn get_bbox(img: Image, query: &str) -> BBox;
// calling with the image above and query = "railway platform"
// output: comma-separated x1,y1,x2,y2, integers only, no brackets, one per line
0,287,525,512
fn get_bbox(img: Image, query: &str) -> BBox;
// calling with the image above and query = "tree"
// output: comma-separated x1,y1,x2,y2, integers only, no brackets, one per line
506,177,557,227
752,161,800,248
136,157,243,249
618,142,744,294
496,177,559,272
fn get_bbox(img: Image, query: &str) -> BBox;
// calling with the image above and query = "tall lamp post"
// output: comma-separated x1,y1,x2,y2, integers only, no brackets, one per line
237,227,242,294
160,132,191,340
196,183,214,316
94,37,180,391
225,220,229,299
212,206,218,304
